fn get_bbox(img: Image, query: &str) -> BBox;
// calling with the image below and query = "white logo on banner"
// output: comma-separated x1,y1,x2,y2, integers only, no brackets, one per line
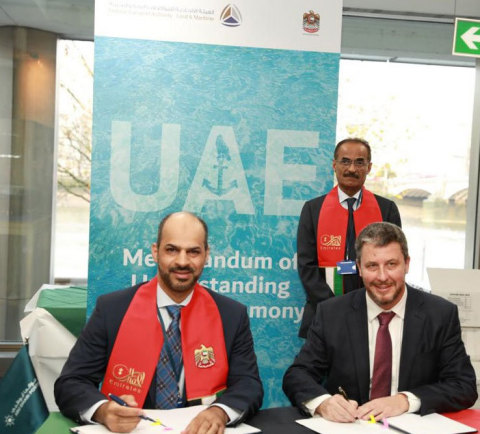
185,126,254,214
110,121,180,212
109,122,318,215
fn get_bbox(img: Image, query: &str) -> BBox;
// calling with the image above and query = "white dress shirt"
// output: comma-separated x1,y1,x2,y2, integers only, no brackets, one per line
305,288,421,416
338,187,362,210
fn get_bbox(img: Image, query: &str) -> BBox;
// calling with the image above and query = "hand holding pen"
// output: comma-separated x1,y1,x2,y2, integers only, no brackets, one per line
108,394,164,426
317,386,358,423
92,394,145,433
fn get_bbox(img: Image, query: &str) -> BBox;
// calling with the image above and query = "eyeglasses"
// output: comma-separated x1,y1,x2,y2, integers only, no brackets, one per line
336,158,370,168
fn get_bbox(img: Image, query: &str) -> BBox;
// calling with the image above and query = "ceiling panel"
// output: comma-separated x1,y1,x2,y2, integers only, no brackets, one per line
0,0,94,40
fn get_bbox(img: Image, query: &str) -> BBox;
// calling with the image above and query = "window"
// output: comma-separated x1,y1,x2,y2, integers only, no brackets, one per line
337,59,475,288
54,40,93,283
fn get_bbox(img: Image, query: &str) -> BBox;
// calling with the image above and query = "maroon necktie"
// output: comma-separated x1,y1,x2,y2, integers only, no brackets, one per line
370,311,396,399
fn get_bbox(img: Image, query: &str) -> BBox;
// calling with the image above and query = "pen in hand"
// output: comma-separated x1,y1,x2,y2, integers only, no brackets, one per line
338,386,349,401
338,386,358,422
108,393,158,424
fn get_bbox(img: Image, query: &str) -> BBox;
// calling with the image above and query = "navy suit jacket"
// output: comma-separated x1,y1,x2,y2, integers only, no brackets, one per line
283,286,477,415
297,190,402,337
54,284,263,423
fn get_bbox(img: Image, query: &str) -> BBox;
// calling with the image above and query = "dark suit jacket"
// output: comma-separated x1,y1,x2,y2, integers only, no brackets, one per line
297,191,402,337
283,286,478,415
54,284,263,423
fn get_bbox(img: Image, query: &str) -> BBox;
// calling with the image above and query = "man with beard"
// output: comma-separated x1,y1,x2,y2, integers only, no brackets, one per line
283,222,477,422
297,138,401,338
55,212,263,433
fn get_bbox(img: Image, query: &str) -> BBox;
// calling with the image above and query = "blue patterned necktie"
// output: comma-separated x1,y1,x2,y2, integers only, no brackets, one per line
156,305,183,409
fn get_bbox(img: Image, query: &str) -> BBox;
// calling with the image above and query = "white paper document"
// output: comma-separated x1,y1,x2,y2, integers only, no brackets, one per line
296,416,387,433
296,412,477,434
387,413,477,434
70,405,261,434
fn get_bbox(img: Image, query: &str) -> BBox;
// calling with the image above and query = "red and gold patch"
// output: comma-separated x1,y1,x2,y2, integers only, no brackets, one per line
194,344,215,368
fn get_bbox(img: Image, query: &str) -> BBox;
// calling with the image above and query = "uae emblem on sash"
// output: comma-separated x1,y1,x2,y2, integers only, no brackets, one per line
303,10,320,33
194,344,216,368
321,234,341,247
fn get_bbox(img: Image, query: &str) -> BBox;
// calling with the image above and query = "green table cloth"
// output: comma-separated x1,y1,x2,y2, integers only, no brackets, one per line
36,412,76,433
37,287,87,337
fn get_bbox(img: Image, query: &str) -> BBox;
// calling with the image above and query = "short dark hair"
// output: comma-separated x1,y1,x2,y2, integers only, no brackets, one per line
355,222,408,262
334,137,371,162
156,212,209,249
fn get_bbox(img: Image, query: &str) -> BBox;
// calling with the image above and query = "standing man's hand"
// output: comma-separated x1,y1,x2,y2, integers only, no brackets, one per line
92,394,143,433
182,406,229,434
316,394,358,422
356,393,409,421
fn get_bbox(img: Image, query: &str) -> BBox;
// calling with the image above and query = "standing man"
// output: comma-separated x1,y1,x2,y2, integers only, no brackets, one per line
284,222,477,422
297,138,401,337
55,212,263,433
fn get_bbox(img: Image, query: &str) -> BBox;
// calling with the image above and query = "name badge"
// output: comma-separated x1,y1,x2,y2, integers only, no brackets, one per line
337,260,357,275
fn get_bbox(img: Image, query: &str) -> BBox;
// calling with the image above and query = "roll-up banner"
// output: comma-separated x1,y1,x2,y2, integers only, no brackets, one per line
90,0,342,407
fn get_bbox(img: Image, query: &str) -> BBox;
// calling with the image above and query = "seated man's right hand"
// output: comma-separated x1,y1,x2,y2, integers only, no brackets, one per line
316,394,358,423
93,394,143,433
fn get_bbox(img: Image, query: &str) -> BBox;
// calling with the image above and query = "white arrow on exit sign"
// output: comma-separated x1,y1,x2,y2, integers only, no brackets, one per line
461,26,480,50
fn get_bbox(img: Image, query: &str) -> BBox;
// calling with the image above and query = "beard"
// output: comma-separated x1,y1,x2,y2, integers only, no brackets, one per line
158,265,198,294
366,281,404,308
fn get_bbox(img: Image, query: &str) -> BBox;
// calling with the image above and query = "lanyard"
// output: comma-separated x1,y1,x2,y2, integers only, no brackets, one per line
157,305,185,406
357,189,363,207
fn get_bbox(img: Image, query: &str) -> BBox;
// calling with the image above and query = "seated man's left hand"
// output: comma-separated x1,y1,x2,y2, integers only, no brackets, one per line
356,393,409,421
182,406,229,434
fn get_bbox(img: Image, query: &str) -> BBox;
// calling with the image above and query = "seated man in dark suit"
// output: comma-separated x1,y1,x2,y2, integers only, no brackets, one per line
283,222,477,422
55,211,263,433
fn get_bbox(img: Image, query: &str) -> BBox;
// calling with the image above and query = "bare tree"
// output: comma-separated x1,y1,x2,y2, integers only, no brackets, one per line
57,41,93,203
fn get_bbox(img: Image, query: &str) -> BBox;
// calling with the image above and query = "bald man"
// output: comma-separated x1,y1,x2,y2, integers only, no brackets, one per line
55,212,263,433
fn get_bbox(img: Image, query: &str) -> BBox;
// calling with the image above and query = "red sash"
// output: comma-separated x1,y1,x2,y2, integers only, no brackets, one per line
101,277,228,406
316,186,382,266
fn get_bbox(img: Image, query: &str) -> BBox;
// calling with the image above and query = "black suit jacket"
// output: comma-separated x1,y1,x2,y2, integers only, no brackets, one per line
297,191,402,337
283,286,478,415
54,284,263,423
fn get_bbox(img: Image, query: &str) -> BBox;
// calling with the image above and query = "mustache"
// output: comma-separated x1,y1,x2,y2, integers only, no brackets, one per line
372,280,394,286
343,172,360,179
170,266,194,273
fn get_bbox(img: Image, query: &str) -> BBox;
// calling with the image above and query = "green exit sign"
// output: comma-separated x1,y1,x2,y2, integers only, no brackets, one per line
453,18,480,57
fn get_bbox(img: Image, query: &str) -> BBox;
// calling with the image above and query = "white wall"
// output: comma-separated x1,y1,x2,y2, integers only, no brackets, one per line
344,0,480,18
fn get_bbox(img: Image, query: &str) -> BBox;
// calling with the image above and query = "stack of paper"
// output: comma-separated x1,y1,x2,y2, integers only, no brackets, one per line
71,405,261,433
296,412,477,434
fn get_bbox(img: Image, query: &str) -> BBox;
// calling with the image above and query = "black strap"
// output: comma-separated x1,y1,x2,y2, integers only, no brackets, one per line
345,197,356,260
